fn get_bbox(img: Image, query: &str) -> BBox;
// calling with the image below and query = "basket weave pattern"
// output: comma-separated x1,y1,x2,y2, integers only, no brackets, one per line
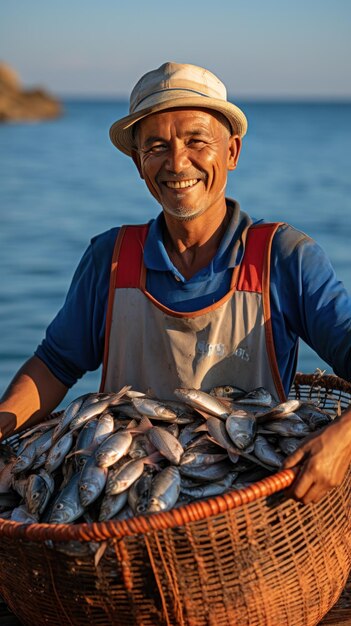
0,373,350,626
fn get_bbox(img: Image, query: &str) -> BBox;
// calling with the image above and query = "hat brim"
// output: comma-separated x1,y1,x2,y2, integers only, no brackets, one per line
109,95,248,156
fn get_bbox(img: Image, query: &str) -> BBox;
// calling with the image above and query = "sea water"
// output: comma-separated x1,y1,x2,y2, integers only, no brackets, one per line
1,100,350,406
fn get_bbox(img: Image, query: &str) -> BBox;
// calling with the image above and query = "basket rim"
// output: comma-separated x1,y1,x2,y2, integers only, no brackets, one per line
0,372,349,543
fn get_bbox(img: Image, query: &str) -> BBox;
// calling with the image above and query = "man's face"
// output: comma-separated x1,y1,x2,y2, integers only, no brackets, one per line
132,108,241,221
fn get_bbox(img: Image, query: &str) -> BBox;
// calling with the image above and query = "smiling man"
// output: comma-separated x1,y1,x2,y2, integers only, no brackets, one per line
1,62,351,504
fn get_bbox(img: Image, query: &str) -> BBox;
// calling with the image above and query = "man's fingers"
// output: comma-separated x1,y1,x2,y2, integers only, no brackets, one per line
282,445,307,469
286,463,314,502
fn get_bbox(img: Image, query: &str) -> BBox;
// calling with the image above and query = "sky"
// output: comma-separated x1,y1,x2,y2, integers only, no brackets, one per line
1,0,351,99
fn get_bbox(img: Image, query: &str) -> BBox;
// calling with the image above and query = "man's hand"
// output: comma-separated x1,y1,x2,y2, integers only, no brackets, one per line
283,410,351,504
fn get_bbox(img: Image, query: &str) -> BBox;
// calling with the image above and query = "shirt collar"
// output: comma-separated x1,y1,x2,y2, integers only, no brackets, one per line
144,199,261,276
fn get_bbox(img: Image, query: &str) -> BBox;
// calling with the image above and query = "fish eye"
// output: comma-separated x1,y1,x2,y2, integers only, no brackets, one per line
56,503,64,510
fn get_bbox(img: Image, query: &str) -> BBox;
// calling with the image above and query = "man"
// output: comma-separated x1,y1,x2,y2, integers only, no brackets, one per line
1,62,351,504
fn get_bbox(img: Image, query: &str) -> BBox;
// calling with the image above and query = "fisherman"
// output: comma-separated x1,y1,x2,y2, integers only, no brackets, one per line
1,62,351,505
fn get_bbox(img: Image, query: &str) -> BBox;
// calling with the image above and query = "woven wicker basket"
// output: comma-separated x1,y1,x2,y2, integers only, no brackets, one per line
0,373,350,626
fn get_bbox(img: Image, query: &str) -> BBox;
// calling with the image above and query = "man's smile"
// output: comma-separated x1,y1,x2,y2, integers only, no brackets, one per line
164,179,200,190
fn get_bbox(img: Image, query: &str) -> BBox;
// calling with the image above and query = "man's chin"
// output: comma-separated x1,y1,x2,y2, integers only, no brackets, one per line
162,204,206,221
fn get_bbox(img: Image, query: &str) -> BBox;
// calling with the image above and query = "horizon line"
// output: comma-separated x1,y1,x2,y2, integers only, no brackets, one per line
57,93,351,103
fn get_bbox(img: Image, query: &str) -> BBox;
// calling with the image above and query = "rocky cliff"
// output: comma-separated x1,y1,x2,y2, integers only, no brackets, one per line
0,63,62,122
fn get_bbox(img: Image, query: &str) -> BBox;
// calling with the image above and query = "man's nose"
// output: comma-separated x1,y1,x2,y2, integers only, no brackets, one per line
165,140,191,173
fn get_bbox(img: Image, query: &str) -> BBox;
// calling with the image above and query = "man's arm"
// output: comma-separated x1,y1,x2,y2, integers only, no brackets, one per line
283,407,351,503
271,227,351,503
0,356,68,441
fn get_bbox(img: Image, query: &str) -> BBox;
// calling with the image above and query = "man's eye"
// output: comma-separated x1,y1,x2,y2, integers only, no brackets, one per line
147,144,167,153
189,139,206,147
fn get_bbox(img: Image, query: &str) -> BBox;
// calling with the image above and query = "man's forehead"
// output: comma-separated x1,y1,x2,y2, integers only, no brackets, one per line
135,107,231,136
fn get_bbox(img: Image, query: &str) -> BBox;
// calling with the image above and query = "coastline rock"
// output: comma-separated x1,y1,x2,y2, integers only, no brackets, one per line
0,62,62,122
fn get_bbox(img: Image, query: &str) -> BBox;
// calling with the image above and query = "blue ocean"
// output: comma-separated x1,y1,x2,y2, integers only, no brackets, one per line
1,100,350,407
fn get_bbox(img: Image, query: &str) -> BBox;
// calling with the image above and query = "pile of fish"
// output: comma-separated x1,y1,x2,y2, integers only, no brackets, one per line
0,385,334,525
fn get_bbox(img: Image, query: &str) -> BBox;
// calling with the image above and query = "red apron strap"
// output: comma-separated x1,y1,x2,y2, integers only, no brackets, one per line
237,223,279,292
100,224,149,391
237,222,286,402
115,224,150,288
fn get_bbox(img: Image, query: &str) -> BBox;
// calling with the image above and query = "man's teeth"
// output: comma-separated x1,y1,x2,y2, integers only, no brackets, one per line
166,179,198,189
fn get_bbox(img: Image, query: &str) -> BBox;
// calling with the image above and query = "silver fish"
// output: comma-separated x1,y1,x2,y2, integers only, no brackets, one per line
92,412,115,446
166,423,180,438
11,504,39,524
226,413,256,449
31,452,48,470
45,431,74,473
98,490,129,522
128,434,155,459
106,458,146,496
236,387,273,407
204,418,274,470
147,426,184,465
49,472,85,524
174,388,230,419
128,471,153,514
73,418,99,471
114,404,142,420
210,385,245,399
11,475,29,499
180,472,236,498
178,420,203,447
69,399,114,431
95,431,133,468
180,449,228,467
52,393,89,441
297,403,332,430
279,437,302,456
70,387,130,431
132,398,178,422
112,505,134,521
26,469,55,516
32,428,56,458
254,435,284,468
147,466,181,513
258,399,301,421
205,416,237,451
79,455,108,507
258,417,310,437
11,445,37,475
180,460,233,483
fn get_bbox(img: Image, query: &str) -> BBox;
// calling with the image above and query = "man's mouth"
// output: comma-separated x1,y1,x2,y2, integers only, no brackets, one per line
164,179,199,189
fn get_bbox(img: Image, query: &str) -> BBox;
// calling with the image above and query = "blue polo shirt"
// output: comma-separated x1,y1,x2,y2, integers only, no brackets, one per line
35,200,351,394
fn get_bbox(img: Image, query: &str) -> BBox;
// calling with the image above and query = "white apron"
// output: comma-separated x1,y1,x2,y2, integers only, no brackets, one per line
100,221,285,402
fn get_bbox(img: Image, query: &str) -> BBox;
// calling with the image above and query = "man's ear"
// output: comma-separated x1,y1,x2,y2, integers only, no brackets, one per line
227,135,242,171
131,149,144,179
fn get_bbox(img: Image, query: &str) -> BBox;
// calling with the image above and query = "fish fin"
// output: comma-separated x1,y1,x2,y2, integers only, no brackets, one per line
193,423,208,433
109,385,133,406
144,451,163,468
194,408,213,420
65,448,93,459
137,415,153,432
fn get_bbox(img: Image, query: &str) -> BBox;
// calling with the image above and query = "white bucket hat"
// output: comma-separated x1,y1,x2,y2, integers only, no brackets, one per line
109,62,248,156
